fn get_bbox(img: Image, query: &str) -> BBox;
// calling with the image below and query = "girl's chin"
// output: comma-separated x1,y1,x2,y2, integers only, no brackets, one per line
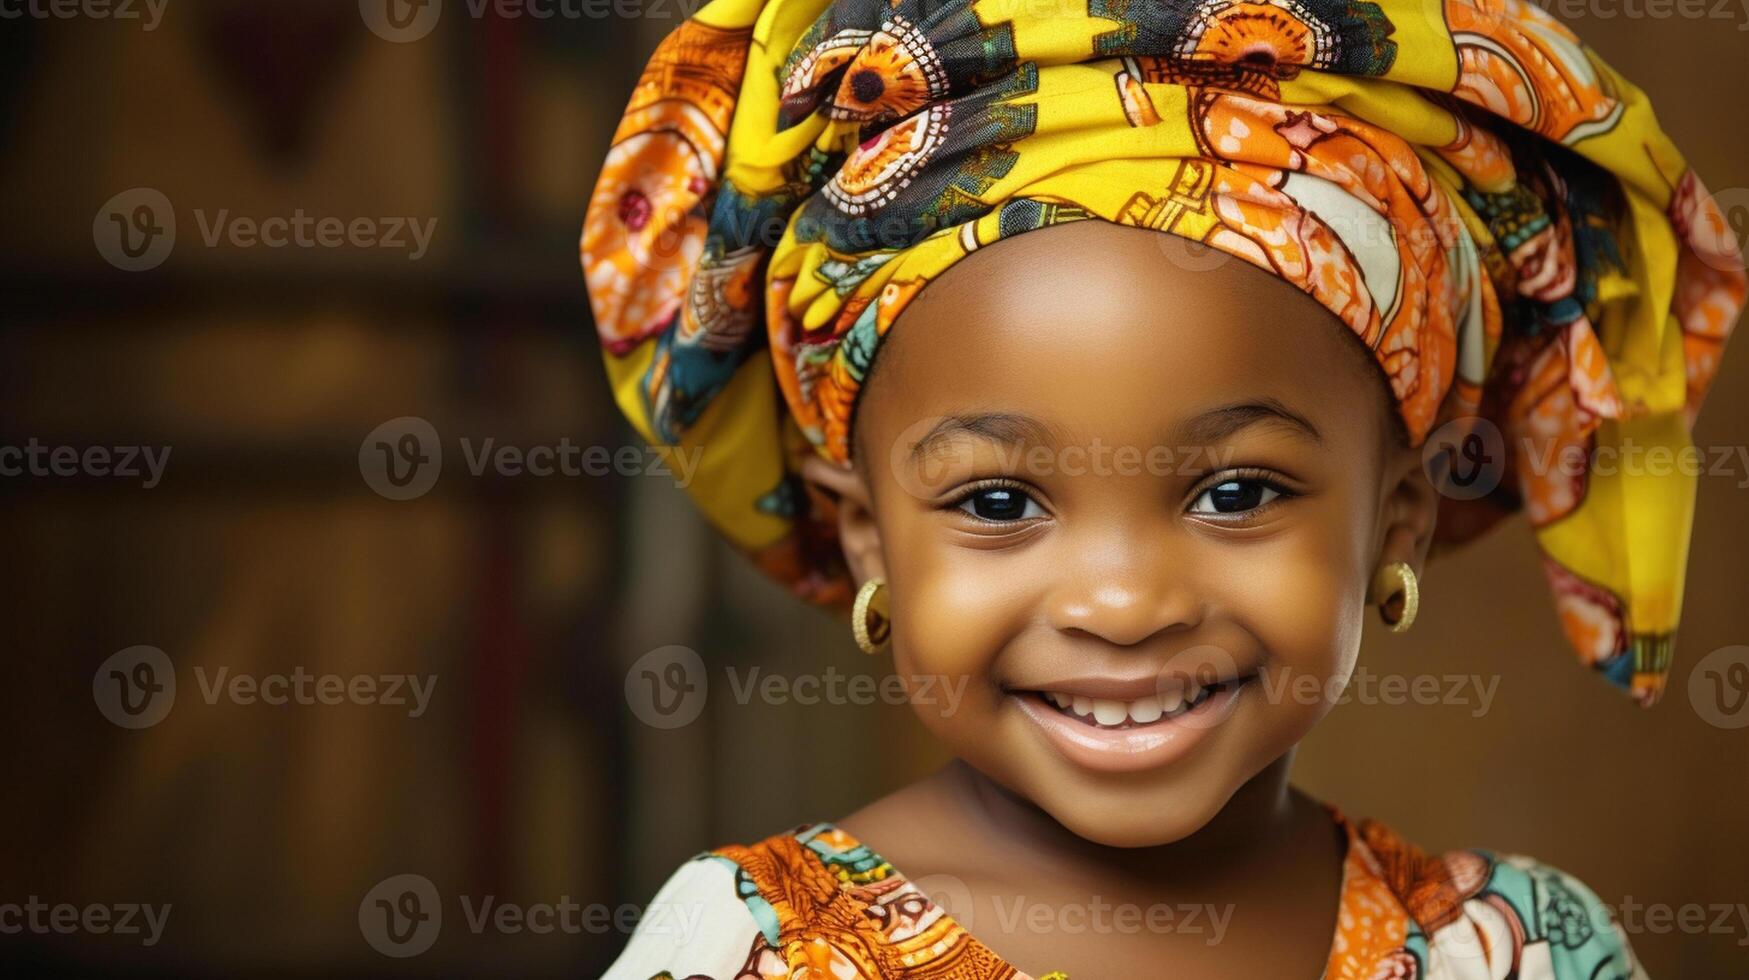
970,715,1293,848
1032,788,1234,848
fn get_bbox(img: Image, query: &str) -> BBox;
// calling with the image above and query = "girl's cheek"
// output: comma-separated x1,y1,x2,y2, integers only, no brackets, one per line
888,537,1031,723
1221,503,1370,699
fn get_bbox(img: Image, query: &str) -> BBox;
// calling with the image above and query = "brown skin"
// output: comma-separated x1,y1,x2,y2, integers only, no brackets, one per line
800,219,1442,976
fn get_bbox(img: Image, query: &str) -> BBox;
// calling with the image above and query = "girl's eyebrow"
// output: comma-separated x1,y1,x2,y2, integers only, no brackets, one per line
1175,398,1325,448
905,399,1321,462
908,411,1064,462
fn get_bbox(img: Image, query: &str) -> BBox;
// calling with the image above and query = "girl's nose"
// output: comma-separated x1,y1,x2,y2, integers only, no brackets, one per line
1043,532,1204,648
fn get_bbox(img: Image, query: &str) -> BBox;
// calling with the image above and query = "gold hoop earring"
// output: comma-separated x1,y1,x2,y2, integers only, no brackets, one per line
1371,561,1419,633
852,577,891,655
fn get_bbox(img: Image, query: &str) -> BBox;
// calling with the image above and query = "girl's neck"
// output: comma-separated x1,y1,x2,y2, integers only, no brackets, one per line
941,753,1320,889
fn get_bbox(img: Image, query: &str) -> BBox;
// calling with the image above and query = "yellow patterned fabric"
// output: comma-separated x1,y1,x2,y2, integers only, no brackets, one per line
582,0,1744,703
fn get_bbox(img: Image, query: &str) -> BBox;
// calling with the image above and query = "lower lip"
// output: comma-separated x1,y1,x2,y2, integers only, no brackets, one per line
1011,680,1249,775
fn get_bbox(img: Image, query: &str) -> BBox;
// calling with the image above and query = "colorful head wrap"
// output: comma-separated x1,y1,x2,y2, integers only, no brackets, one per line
582,0,1744,704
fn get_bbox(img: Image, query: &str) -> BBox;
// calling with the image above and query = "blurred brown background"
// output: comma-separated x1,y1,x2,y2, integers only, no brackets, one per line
0,1,1745,976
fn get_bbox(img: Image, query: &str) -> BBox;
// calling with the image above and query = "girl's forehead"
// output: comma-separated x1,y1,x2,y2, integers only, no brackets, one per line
865,221,1383,442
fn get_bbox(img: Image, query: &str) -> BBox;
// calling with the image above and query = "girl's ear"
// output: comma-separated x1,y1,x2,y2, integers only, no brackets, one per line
798,454,888,585
1371,443,1441,601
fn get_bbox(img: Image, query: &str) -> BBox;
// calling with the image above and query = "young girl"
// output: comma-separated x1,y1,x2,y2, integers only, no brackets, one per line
582,0,1744,976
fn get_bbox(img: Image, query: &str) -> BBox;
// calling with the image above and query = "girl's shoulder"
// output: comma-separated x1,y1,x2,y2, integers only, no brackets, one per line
1341,813,1648,979
603,814,1648,980
601,820,1033,980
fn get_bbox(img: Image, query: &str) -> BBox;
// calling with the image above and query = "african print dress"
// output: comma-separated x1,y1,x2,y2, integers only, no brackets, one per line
601,809,1644,979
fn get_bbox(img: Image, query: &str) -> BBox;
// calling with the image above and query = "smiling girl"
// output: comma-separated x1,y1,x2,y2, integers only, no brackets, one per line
581,0,1744,976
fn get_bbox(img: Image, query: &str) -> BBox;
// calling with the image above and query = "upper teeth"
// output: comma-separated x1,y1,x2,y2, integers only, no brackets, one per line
1044,688,1211,726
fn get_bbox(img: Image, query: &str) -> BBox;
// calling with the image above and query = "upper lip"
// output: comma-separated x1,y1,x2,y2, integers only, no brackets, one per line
1007,669,1254,702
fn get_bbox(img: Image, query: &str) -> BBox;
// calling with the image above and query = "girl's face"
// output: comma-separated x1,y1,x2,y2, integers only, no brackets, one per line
809,219,1439,848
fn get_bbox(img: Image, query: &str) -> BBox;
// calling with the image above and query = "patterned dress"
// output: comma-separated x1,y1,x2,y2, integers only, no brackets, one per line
602,808,1644,978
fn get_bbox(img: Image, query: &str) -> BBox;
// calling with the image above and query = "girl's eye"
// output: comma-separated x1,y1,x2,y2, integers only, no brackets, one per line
1190,478,1284,516
956,486,1045,523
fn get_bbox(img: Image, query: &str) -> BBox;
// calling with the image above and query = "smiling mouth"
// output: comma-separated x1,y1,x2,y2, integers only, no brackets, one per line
1008,672,1255,773
1024,677,1251,730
